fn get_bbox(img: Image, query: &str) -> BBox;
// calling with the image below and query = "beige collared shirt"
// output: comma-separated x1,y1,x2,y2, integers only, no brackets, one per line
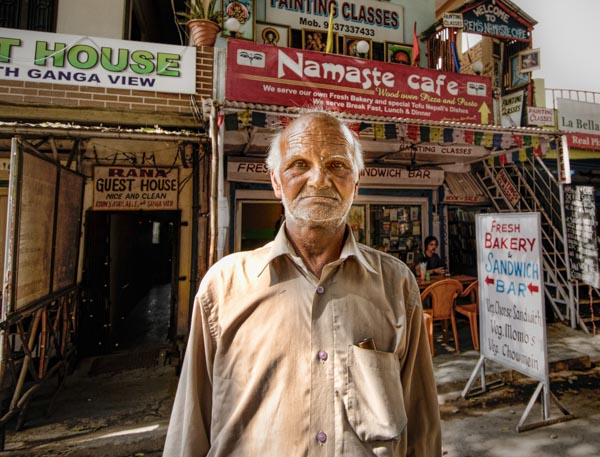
164,226,441,457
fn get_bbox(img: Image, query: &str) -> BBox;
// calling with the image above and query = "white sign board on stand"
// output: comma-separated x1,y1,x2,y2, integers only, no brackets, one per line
463,212,574,432
478,212,547,382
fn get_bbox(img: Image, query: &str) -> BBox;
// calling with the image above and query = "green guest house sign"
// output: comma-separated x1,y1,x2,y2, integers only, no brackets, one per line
0,27,197,94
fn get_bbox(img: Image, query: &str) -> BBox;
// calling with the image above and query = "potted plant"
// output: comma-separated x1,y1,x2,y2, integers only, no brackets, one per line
177,0,223,47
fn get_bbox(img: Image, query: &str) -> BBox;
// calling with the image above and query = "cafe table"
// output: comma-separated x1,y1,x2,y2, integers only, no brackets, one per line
416,274,477,291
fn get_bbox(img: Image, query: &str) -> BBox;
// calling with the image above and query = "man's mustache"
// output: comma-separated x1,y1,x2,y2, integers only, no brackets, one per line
299,190,340,200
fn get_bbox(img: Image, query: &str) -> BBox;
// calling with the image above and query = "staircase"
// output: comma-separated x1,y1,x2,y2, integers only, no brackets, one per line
476,154,579,329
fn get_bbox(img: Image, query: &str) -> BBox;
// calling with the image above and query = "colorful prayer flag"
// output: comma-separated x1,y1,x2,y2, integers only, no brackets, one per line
251,112,266,127
224,113,238,131
385,124,397,139
412,22,420,66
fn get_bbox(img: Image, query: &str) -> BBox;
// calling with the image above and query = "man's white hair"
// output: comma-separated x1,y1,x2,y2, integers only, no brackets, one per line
266,112,365,183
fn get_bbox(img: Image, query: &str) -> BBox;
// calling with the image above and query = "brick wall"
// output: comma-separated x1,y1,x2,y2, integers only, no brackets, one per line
196,47,215,100
460,39,495,77
0,46,215,126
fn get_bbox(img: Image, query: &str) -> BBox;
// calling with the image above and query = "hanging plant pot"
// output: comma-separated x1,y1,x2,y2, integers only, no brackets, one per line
187,19,220,47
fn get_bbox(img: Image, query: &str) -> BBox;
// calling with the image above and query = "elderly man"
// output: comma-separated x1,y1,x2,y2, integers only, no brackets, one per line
163,112,441,456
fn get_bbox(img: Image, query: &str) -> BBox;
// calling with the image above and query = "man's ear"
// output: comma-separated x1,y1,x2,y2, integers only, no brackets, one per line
270,170,282,199
354,180,360,198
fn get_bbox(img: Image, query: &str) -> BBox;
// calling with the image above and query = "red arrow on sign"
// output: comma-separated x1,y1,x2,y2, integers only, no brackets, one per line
485,276,495,285
528,283,539,294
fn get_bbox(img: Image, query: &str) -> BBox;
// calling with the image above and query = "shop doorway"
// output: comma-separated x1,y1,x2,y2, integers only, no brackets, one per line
81,210,180,355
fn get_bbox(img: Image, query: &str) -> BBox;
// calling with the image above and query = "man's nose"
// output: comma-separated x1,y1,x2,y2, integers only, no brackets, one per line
306,165,331,187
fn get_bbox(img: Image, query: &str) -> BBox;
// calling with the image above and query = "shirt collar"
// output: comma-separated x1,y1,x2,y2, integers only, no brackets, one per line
257,221,378,277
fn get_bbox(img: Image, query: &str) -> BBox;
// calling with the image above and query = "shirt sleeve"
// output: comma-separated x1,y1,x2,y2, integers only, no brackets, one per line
400,276,442,457
163,293,215,457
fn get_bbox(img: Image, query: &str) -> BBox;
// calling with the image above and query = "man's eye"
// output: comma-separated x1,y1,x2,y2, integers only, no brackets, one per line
330,162,348,169
291,160,307,168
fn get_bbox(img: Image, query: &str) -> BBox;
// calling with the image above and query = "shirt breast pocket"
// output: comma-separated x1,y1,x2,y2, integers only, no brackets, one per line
343,345,407,442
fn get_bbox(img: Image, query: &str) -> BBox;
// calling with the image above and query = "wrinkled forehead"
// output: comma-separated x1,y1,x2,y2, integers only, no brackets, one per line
282,116,352,154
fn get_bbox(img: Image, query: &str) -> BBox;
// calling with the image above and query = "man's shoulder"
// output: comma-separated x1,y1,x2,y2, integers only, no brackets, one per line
355,243,420,307
207,243,272,277
355,242,411,273
196,243,274,305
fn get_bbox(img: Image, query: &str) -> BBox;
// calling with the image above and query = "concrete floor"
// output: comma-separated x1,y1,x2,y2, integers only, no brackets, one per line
1,312,599,456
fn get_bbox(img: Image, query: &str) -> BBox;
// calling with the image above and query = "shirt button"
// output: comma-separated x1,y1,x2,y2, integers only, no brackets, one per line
316,431,327,443
316,286,325,294
318,350,328,361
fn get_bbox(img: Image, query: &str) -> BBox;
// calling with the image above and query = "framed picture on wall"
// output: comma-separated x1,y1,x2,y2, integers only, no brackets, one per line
255,21,290,46
510,54,530,89
302,28,333,52
222,0,254,40
384,42,412,64
518,48,540,72
343,36,372,58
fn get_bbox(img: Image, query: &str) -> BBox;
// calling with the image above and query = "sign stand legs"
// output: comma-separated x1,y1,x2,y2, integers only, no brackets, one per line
461,355,504,398
462,356,575,432
515,381,575,433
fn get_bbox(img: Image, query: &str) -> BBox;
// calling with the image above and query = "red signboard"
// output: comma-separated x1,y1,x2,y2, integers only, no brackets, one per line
225,40,493,124
566,132,600,151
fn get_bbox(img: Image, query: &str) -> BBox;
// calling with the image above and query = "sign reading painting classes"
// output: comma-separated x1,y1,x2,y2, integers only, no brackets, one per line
501,90,524,127
477,213,547,382
0,27,196,94
526,107,554,127
93,166,179,211
265,0,403,43
225,40,493,123
443,13,464,28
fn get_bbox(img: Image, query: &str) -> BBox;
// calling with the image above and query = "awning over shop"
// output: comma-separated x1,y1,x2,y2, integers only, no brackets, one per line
212,100,563,170
0,121,206,172
0,121,206,144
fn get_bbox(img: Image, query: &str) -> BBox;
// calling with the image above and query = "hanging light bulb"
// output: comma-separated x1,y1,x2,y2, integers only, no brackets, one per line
472,60,484,75
356,40,370,58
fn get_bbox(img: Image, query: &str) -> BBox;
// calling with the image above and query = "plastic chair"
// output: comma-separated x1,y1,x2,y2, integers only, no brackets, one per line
455,280,480,351
420,279,463,356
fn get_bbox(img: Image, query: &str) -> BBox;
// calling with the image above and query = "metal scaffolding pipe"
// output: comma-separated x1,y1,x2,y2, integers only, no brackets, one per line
208,102,219,267
0,124,205,143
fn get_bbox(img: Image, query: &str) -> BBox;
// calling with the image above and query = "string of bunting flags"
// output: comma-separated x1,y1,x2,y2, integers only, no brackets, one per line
219,110,557,165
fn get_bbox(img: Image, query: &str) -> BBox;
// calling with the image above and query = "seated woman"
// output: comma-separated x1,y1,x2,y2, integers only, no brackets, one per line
416,235,446,276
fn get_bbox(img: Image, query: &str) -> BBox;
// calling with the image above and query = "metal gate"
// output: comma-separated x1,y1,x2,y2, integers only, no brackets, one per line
0,138,84,443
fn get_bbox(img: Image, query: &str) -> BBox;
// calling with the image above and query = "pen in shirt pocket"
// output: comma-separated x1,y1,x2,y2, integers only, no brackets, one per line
357,337,377,351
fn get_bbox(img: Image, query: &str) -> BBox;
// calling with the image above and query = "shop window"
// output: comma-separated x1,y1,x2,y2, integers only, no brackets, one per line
239,201,284,252
0,0,57,31
235,196,428,272
447,206,490,276
128,0,187,45
369,204,422,267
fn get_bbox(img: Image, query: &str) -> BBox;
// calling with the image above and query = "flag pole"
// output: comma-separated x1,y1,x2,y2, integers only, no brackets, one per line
325,3,335,53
